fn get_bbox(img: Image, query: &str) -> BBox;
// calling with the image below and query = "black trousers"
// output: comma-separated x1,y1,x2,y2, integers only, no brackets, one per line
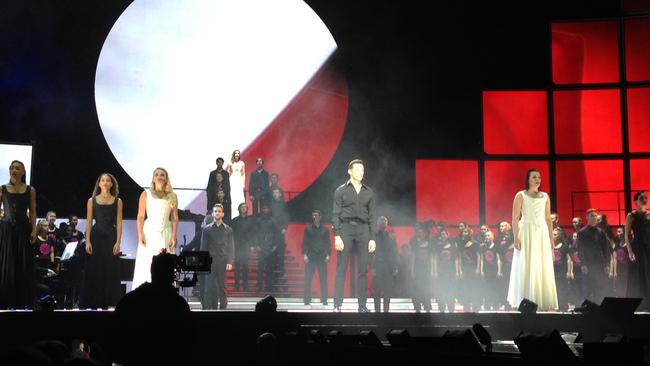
250,197,265,215
582,268,607,304
372,265,393,312
234,251,249,290
203,256,227,309
257,251,274,292
304,259,328,302
334,222,370,308
412,271,432,311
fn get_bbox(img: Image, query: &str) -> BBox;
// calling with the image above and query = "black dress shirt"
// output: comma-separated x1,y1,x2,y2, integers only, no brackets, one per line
200,221,235,264
576,225,609,270
332,181,377,240
249,169,270,200
302,224,332,261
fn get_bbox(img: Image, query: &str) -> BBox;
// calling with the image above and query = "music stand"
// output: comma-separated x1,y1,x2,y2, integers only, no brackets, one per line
60,241,78,261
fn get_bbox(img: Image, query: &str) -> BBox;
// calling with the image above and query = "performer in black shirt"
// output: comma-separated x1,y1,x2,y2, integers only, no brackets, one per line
576,208,609,303
200,204,234,309
249,158,270,215
372,216,398,312
231,202,252,292
332,159,376,312
206,157,230,214
302,210,331,305
255,204,278,293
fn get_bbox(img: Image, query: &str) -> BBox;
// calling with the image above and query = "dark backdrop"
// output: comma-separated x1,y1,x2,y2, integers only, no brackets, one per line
0,0,622,224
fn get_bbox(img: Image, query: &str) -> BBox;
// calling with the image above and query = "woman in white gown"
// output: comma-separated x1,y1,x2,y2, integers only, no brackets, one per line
507,169,558,310
131,167,179,290
226,149,246,217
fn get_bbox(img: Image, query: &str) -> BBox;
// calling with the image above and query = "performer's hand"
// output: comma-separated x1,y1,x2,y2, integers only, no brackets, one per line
581,265,588,274
250,195,255,202
629,250,636,262
281,229,286,235
85,242,93,255
303,255,309,264
335,236,344,252
514,238,521,251
30,230,37,243
112,242,121,256
226,264,233,271
139,234,146,247
169,237,177,249
368,240,376,253
325,255,330,263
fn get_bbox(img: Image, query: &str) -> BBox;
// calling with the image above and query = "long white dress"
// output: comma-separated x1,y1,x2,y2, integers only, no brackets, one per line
227,160,245,216
131,190,174,290
507,191,559,310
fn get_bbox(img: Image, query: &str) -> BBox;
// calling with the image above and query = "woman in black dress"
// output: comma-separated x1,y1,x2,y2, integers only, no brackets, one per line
625,191,650,310
80,173,123,309
410,224,433,312
0,160,37,309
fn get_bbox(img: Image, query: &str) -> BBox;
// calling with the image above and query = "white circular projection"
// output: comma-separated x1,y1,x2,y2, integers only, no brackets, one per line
95,0,338,209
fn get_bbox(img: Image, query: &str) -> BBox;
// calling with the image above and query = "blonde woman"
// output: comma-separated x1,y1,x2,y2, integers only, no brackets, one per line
225,149,245,218
132,168,179,290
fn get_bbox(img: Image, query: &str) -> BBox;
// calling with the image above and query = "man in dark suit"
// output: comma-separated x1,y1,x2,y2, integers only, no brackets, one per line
249,157,270,215
200,204,234,309
302,209,331,305
576,208,610,303
231,202,252,292
206,157,230,213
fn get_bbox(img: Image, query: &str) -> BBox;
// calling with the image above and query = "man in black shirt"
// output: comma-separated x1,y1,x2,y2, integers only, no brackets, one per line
200,204,234,309
249,157,270,215
332,159,376,312
255,204,278,293
576,208,610,303
231,202,252,292
302,210,331,305
206,157,231,213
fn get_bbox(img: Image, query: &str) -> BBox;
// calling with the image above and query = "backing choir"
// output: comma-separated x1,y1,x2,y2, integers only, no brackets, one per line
1,156,650,314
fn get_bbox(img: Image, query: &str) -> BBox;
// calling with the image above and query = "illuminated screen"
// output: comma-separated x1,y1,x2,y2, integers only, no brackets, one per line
0,143,33,185
482,91,548,155
625,17,650,82
627,87,650,153
95,0,346,212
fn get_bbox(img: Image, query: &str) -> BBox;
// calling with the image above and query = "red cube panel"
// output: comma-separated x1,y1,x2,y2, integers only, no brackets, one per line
415,160,479,226
484,160,550,225
552,21,620,84
631,159,650,197
483,91,548,155
625,17,650,81
627,87,650,153
553,89,622,154
556,160,625,226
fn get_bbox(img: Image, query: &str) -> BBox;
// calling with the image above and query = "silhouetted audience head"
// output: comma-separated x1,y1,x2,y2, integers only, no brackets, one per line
150,252,177,286
256,295,278,313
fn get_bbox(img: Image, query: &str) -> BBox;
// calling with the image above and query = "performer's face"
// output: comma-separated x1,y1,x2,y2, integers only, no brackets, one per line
47,212,57,226
256,159,263,169
212,207,224,221
69,216,78,228
99,174,114,192
348,163,364,182
528,171,541,189
312,212,321,226
239,204,247,216
587,211,599,226
9,162,25,181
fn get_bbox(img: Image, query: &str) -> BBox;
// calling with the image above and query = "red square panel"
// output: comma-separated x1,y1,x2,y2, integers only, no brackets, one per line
625,17,650,82
556,160,625,226
627,87,650,153
484,160,550,225
483,91,548,155
552,21,620,84
553,89,622,154
631,159,650,194
416,160,479,225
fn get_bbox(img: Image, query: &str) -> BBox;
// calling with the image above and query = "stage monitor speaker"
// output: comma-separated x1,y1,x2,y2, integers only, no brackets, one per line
386,329,410,348
442,329,484,356
599,297,642,317
518,298,538,315
472,323,492,353
514,329,576,361
358,330,383,347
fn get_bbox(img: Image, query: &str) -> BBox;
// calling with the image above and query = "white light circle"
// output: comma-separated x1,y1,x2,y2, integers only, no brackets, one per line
95,0,337,208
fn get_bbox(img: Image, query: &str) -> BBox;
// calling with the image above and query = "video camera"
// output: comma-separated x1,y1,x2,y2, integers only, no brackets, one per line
175,250,212,288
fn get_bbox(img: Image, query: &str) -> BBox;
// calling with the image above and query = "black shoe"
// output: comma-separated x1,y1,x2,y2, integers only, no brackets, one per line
322,301,328,306
304,301,311,305
358,306,370,313
333,305,342,312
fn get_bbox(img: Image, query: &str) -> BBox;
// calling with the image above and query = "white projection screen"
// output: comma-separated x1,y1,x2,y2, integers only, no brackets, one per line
95,0,339,213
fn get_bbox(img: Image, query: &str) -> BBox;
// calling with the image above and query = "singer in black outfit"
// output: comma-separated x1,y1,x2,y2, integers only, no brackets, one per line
200,204,234,309
302,209,331,305
576,208,609,303
332,159,376,312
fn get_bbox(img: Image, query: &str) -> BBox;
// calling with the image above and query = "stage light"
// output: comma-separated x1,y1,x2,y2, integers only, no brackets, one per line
255,295,277,313
518,298,538,315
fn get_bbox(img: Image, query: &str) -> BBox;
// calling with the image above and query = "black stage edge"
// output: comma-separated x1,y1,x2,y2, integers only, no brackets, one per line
1,311,649,365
